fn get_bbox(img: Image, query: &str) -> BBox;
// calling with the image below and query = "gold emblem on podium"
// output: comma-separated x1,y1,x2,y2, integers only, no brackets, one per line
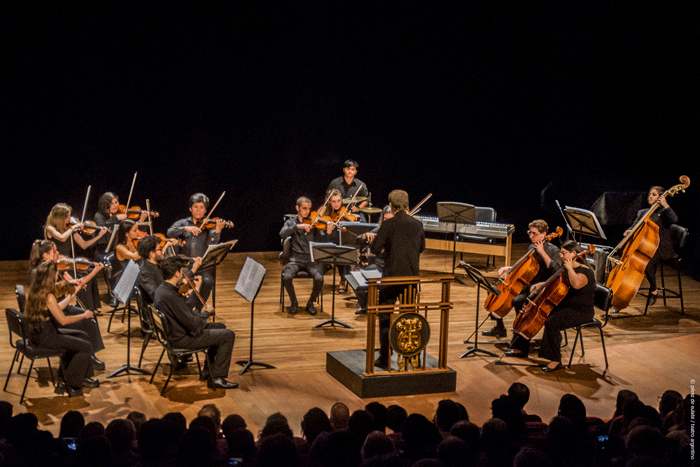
389,313,430,371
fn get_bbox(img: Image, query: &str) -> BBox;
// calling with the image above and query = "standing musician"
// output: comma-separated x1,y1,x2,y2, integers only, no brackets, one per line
167,193,230,309
280,196,338,316
28,239,107,370
24,261,100,397
528,240,597,372
44,203,109,312
94,191,149,248
354,205,393,315
483,219,562,340
370,190,425,369
327,159,370,214
154,256,237,390
623,185,679,307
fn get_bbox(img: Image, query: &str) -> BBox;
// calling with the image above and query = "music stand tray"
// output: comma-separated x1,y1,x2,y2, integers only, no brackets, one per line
109,260,151,378
234,257,275,375
310,242,357,329
338,222,377,246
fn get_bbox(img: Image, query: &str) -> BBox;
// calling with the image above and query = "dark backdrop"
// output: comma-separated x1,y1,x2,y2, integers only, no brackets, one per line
4,4,698,277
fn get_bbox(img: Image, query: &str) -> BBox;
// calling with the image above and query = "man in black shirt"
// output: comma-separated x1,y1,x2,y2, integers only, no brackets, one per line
326,159,370,213
153,256,237,389
370,190,425,368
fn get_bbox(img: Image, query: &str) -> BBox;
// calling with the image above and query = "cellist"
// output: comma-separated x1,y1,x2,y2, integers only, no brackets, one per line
524,240,597,372
483,219,562,339
622,186,678,307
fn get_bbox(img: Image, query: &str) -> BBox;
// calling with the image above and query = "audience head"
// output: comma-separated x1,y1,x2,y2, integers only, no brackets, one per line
301,407,332,445
330,402,350,431
178,426,216,467
198,404,222,433
257,432,300,467
105,418,136,455
491,394,526,439
348,409,375,444
260,412,293,440
386,404,408,433
364,401,388,432
615,389,640,418
434,399,464,434
126,411,147,434
360,430,395,461
60,410,85,439
508,382,531,411
658,389,682,418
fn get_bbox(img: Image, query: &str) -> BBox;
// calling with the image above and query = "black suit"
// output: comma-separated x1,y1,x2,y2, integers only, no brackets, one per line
370,210,425,363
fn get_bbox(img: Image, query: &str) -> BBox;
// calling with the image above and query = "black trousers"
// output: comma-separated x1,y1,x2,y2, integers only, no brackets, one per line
282,261,324,304
61,306,105,354
35,321,94,388
538,306,594,363
172,323,235,378
377,284,417,362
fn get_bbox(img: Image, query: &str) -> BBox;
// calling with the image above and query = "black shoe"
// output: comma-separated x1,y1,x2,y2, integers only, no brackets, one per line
209,377,239,389
54,381,67,395
288,301,299,315
67,386,84,397
505,349,528,358
306,301,317,316
542,362,563,373
91,355,105,371
81,377,100,389
648,293,658,307
375,358,389,370
482,324,507,338
199,371,210,381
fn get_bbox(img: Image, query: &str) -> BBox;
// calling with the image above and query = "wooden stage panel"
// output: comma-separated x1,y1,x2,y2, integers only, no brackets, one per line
1,247,698,439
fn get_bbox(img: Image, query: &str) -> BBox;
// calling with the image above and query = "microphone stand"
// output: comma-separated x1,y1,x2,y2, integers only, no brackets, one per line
458,261,500,359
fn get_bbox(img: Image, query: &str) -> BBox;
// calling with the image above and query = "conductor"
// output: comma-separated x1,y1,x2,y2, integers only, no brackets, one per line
369,190,425,369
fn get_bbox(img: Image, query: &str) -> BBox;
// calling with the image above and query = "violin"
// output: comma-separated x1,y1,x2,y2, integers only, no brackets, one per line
332,207,357,223
512,245,594,341
606,175,690,312
57,256,100,272
484,227,564,318
118,205,159,220
177,269,211,314
195,217,234,230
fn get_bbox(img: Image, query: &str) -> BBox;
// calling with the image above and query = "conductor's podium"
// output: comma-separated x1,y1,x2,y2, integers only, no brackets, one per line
326,276,457,398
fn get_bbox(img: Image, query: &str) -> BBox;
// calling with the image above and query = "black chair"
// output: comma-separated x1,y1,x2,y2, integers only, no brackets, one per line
133,288,154,368
146,304,211,396
15,284,26,313
567,284,612,370
643,224,689,316
458,206,498,269
278,237,323,312
4,308,65,404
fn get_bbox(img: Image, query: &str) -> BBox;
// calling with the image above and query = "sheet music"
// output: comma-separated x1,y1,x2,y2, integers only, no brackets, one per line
114,260,140,304
308,242,337,262
201,239,238,270
235,257,266,303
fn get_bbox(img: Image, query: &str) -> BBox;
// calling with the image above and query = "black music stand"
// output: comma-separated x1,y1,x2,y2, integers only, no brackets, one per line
338,222,377,246
458,261,501,359
109,260,151,378
563,206,607,243
437,202,476,272
310,242,357,329
234,257,275,375
200,240,238,319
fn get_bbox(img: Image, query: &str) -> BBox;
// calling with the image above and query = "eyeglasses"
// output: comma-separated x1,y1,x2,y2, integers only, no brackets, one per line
527,231,541,236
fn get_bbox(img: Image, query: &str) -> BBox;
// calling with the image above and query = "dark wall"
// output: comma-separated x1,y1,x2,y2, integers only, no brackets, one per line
4,4,698,278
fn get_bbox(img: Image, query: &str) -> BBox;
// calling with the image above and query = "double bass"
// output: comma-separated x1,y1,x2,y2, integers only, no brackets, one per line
484,227,563,318
606,175,690,312
513,245,595,341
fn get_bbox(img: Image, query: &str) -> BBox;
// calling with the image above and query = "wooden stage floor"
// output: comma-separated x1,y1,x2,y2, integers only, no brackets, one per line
1,246,699,438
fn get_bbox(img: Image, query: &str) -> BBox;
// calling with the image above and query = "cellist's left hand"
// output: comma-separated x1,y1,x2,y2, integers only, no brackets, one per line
659,194,670,209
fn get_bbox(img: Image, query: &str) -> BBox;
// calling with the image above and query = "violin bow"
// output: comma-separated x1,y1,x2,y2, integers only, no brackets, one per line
105,172,137,253
311,190,335,227
80,185,91,224
146,199,154,236
181,267,208,309
337,183,365,221
198,191,226,229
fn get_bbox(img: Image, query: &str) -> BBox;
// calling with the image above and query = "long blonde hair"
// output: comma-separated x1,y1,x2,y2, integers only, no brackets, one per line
25,261,58,335
44,203,72,238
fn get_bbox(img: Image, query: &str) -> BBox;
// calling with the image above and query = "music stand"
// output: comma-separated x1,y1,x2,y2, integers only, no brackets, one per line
200,240,238,319
437,202,476,272
457,261,501,359
563,206,607,243
109,260,151,378
338,222,377,246
234,257,275,375
310,242,357,329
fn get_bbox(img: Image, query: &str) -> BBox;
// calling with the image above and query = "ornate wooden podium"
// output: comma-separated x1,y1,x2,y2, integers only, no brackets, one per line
326,275,457,397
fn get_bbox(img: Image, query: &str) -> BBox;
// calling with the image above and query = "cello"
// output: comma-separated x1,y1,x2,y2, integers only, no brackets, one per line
484,227,564,318
512,245,595,341
606,175,690,312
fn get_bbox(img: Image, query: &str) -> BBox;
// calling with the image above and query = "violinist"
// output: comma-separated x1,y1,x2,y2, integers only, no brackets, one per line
115,219,143,263
136,235,209,314
94,192,149,247
25,261,101,396
317,189,355,293
623,186,679,307
326,159,370,213
44,203,109,311
280,196,337,315
167,193,229,307
529,240,596,372
28,240,107,370
483,219,562,340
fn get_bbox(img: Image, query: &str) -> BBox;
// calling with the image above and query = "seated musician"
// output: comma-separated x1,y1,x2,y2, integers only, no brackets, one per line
94,191,149,250
327,159,370,214
623,185,678,307
28,239,106,371
167,193,230,310
154,256,237,389
44,203,109,311
280,196,338,315
136,235,209,315
483,219,561,340
527,240,596,372
317,189,358,293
